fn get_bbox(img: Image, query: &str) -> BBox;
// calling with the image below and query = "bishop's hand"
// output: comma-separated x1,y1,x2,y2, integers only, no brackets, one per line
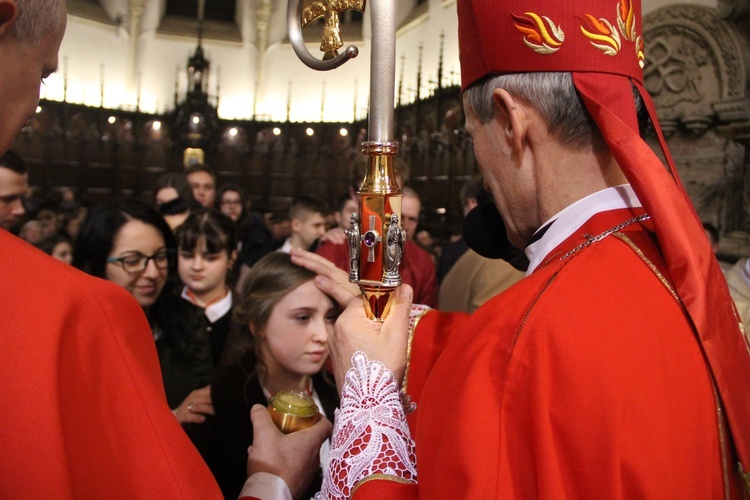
290,248,413,393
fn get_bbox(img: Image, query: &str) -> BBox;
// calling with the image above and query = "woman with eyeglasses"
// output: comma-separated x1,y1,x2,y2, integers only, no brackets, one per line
73,199,214,425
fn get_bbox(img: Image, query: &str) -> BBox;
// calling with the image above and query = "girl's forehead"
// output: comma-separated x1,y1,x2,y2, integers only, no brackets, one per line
179,236,232,255
276,280,333,309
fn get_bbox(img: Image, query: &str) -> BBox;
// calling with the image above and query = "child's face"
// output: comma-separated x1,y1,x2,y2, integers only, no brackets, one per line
258,280,335,381
178,237,233,301
294,212,327,249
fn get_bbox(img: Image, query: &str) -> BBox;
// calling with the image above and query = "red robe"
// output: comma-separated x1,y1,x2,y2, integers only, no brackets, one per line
353,208,740,498
0,231,222,498
317,239,438,308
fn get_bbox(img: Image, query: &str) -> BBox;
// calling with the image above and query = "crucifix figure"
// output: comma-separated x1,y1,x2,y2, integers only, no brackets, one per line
302,0,366,59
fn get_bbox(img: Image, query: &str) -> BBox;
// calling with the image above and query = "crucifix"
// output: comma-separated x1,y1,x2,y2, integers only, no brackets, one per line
362,215,382,263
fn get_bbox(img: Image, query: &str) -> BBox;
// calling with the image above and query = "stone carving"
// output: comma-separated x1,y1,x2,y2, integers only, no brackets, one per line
644,5,749,241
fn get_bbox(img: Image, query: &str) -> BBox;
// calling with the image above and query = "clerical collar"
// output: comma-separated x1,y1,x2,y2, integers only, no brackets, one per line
524,184,642,275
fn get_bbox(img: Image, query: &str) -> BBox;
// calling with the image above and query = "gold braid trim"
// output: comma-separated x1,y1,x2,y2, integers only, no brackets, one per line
738,462,750,498
352,473,416,495
613,231,745,499
611,232,681,304
402,307,431,393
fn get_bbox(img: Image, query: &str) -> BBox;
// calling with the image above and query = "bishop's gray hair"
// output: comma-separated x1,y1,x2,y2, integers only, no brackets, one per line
465,72,607,152
468,71,658,154
13,0,66,44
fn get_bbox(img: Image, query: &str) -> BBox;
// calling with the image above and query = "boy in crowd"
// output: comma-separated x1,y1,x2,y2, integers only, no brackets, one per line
186,163,217,208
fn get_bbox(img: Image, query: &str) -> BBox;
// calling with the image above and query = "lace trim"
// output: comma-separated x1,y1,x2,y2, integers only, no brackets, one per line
317,352,417,499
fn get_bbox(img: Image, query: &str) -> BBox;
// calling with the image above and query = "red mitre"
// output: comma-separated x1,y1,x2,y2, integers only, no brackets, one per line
458,0,750,479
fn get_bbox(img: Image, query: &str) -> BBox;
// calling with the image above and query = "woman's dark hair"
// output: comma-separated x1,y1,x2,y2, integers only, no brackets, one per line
72,199,176,279
152,172,196,207
216,183,248,220
175,208,237,255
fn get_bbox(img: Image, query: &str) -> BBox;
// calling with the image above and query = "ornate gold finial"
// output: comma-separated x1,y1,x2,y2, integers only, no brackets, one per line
302,0,366,60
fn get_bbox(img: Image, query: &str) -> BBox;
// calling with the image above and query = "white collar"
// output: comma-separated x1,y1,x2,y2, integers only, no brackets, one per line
278,238,293,254
180,286,233,323
524,184,642,275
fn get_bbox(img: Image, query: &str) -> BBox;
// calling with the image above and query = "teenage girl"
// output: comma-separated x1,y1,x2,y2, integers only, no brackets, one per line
176,208,237,352
193,251,339,499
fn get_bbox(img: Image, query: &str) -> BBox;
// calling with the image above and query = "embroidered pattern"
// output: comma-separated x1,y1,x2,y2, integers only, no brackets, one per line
580,14,621,56
318,352,417,499
513,3,644,65
616,0,645,67
635,35,645,68
512,12,564,55
617,0,637,41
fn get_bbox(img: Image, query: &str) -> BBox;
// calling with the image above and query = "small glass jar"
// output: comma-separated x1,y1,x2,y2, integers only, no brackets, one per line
267,389,320,434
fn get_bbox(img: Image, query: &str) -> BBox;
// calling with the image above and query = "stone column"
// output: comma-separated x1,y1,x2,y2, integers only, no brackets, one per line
254,0,273,112
128,0,146,93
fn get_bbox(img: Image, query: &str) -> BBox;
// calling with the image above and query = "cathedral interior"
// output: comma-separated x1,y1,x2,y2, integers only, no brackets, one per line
13,0,750,256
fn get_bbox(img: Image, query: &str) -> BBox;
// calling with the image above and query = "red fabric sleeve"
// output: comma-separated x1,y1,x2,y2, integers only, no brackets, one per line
0,234,222,497
315,241,350,271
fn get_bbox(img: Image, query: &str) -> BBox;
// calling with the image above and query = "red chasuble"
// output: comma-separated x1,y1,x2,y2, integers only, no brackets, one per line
0,231,222,498
353,209,739,499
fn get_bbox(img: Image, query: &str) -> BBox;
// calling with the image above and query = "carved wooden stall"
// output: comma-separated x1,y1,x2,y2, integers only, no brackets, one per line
12,102,359,216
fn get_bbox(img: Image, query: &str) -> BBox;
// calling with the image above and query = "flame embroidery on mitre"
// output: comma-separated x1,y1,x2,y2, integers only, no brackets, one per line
635,35,645,68
617,0,637,41
512,12,564,55
580,14,621,56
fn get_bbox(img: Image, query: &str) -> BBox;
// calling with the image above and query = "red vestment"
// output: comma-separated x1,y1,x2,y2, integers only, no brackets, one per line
353,209,739,498
316,239,438,307
0,231,222,498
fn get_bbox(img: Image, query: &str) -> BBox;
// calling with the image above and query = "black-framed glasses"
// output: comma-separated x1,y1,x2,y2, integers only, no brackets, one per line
107,249,171,274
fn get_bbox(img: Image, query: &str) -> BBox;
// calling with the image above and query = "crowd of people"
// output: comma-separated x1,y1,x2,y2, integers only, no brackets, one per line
2,0,750,498
1,143,465,495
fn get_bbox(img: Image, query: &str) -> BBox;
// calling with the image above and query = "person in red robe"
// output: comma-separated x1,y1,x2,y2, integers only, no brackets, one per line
0,1,330,497
247,0,750,497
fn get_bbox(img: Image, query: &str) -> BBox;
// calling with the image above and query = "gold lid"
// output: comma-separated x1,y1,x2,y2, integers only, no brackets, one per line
267,389,320,433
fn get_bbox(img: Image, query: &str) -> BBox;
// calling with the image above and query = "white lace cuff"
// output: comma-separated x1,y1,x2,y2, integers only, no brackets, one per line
318,352,417,499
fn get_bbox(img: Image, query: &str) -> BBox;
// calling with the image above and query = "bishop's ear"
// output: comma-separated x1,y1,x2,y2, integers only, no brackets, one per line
492,88,530,156
0,1,19,39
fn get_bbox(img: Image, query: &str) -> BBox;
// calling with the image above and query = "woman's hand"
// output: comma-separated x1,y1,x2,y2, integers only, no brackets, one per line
173,384,214,424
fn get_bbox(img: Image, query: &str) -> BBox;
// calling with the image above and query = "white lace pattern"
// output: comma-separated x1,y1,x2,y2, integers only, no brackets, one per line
317,352,417,499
